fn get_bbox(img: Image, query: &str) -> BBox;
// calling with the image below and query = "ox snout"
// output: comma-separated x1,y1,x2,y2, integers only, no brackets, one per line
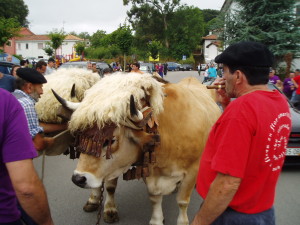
72,174,87,188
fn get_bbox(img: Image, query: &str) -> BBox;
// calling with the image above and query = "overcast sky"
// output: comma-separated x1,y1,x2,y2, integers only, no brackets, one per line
23,0,224,35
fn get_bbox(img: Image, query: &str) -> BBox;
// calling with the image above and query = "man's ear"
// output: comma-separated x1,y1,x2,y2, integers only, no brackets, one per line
24,82,33,94
235,70,243,84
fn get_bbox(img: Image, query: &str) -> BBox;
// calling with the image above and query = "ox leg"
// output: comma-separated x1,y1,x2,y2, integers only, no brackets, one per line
149,194,164,225
176,173,197,225
83,188,101,212
103,177,119,223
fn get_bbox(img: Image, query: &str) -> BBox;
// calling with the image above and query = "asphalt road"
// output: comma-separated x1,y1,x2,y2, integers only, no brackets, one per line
33,70,300,225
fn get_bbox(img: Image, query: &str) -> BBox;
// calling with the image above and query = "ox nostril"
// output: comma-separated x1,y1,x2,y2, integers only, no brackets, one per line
72,174,87,188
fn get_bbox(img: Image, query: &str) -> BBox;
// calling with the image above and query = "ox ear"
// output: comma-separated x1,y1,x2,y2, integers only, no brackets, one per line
51,89,81,111
71,84,76,98
129,95,143,122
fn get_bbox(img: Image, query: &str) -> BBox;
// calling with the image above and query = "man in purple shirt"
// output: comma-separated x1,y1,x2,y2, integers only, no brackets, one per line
0,88,54,225
283,72,295,99
268,68,280,84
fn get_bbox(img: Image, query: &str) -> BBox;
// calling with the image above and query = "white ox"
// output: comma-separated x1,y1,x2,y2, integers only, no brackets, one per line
36,68,100,124
57,73,221,225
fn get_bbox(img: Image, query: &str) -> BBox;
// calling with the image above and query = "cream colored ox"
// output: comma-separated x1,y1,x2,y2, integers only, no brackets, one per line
58,73,221,225
36,68,100,123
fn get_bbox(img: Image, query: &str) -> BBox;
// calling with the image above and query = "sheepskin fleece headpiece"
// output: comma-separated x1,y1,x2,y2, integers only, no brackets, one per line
36,68,100,123
69,72,165,132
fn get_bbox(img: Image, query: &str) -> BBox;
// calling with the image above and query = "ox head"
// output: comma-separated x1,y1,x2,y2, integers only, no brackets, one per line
69,95,159,188
53,73,164,189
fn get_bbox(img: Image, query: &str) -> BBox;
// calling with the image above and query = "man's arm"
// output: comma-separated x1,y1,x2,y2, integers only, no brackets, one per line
191,173,241,225
40,122,68,134
33,133,54,151
6,159,54,225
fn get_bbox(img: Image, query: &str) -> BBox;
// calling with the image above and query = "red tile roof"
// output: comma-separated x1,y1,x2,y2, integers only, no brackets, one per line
202,34,218,40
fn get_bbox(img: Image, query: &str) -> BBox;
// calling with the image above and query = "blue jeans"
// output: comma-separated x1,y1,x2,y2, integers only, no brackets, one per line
212,207,275,225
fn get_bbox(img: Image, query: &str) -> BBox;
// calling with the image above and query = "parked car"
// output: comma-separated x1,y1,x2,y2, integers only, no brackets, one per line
96,62,113,77
139,65,152,74
167,62,180,71
200,64,207,71
181,64,193,71
59,61,90,69
140,63,155,73
0,61,16,74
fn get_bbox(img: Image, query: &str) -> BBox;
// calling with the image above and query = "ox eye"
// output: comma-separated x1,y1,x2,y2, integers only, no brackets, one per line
102,138,116,148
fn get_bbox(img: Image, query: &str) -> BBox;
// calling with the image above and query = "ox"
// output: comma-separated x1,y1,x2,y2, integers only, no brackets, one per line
55,73,221,225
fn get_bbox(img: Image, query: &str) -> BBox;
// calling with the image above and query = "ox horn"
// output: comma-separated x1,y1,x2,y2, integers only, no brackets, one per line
130,95,143,122
51,89,81,111
71,83,76,98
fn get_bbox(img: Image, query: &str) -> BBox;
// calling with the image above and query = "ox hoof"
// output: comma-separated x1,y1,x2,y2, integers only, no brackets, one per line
83,201,99,212
104,210,119,223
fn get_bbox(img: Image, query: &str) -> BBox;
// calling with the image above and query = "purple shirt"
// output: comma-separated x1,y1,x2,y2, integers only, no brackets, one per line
0,89,37,223
269,75,280,84
283,78,294,97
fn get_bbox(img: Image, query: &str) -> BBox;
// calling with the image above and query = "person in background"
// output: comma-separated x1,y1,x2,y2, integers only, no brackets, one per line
203,65,209,83
103,67,113,76
131,62,143,74
87,62,92,70
11,65,21,77
0,72,15,92
283,72,295,99
20,59,28,68
6,54,12,62
91,63,98,73
198,63,201,76
0,88,54,225
45,58,56,75
291,69,300,109
164,63,168,76
158,63,164,78
35,60,47,75
207,64,217,80
191,41,291,225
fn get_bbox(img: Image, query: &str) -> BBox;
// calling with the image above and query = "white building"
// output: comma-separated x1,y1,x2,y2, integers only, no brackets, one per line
15,33,83,60
202,34,221,63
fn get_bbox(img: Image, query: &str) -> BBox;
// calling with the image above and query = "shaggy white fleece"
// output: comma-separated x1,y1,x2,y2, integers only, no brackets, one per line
36,68,100,123
69,72,165,132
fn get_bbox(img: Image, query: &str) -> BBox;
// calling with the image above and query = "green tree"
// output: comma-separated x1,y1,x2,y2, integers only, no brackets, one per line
201,9,220,23
48,29,67,59
168,6,205,60
147,40,162,60
43,45,54,57
0,0,29,27
0,17,21,49
124,0,181,48
90,30,107,47
113,24,133,70
74,41,86,57
78,32,91,40
223,0,300,68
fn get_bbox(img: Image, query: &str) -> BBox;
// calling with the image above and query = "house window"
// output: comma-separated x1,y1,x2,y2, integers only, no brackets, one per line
26,43,29,49
38,43,43,49
18,43,21,50
7,40,11,46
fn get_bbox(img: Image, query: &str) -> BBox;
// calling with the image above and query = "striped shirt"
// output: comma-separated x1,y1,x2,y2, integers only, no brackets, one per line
13,89,43,138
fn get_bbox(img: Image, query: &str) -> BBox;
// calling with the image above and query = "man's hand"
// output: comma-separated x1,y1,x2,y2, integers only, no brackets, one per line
212,78,231,109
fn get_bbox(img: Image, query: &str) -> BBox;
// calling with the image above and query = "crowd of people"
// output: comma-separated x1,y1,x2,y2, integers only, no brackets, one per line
0,41,298,225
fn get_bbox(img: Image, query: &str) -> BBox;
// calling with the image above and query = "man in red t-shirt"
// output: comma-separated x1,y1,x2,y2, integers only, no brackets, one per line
191,41,291,225
291,69,300,109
